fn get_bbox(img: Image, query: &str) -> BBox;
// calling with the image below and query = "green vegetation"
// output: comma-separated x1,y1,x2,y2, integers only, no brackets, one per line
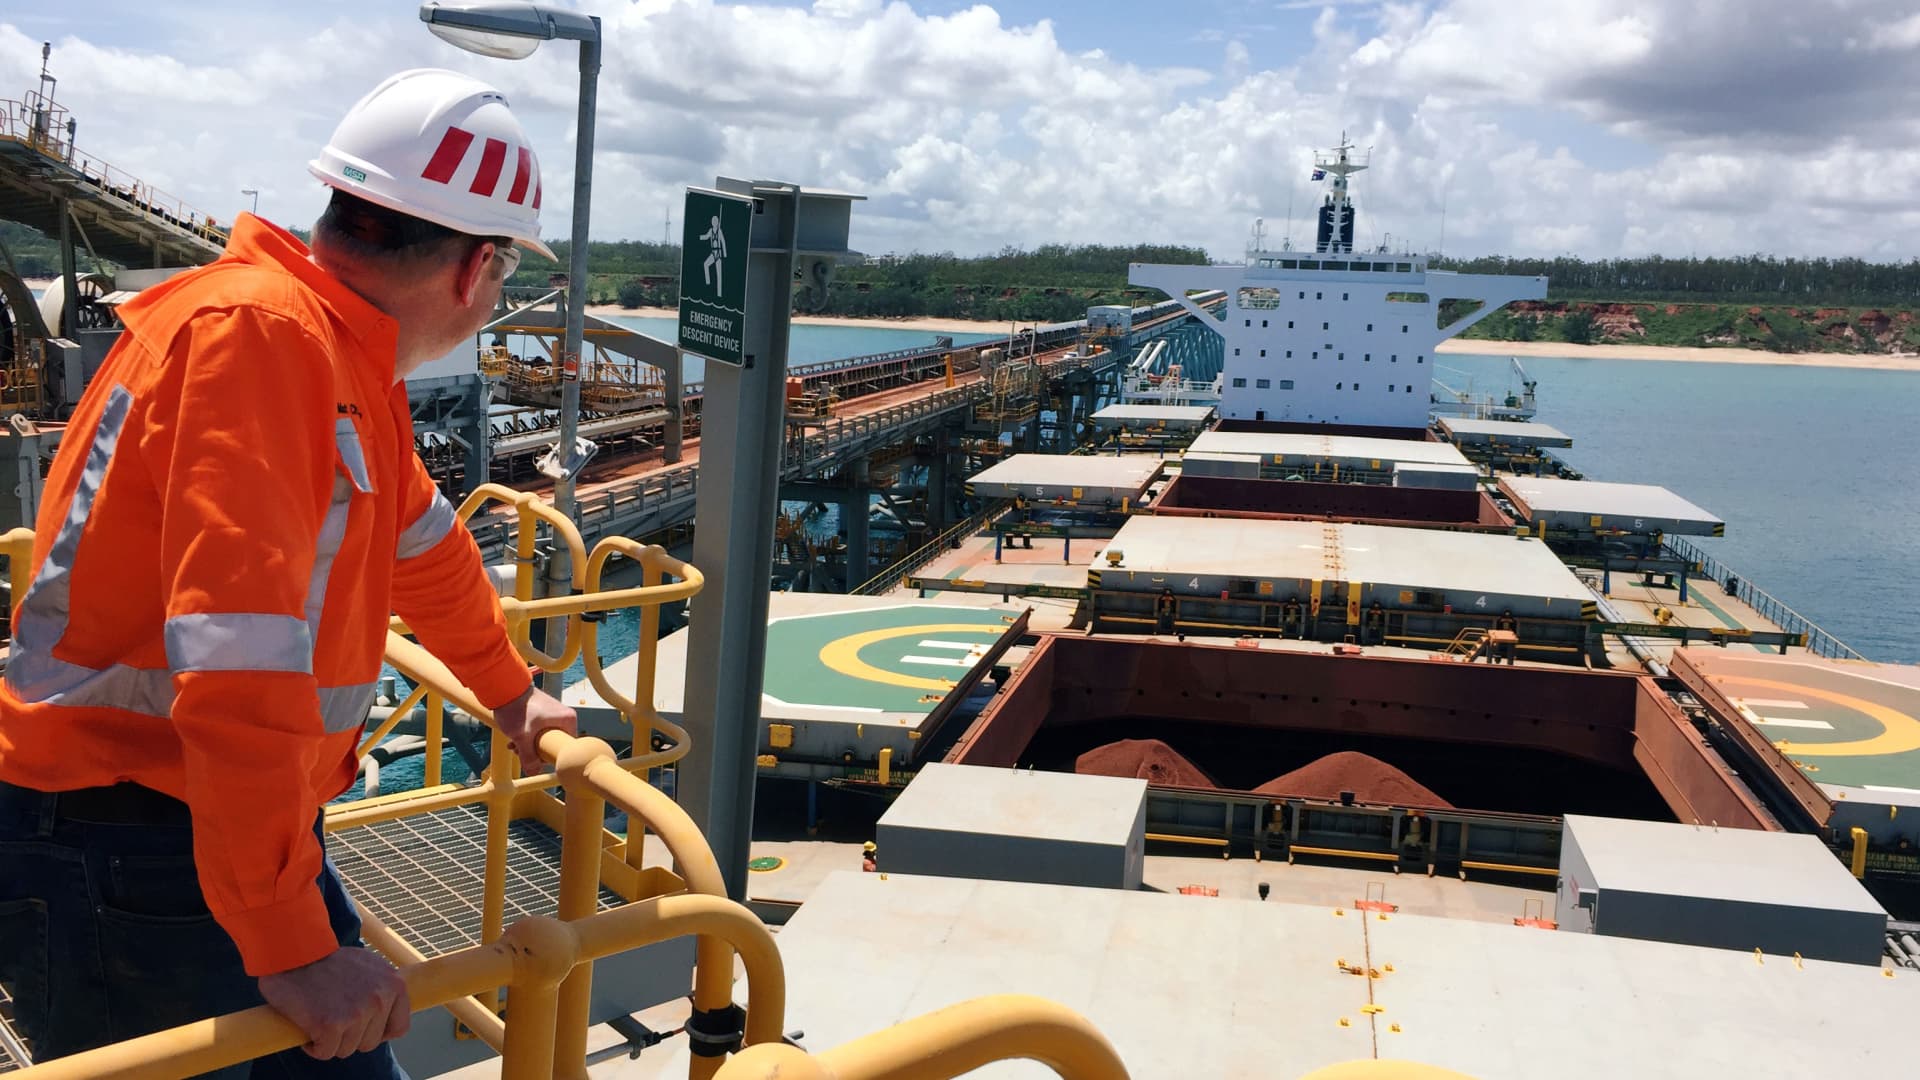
1455,300,1920,353
7,217,1915,353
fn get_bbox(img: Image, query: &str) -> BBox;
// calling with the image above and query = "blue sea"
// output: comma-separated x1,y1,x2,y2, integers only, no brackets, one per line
1438,351,1920,664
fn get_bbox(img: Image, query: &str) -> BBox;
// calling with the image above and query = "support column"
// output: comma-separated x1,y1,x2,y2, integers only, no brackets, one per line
680,180,859,902
926,429,949,534
464,379,490,496
842,457,870,591
663,352,684,465
57,197,79,340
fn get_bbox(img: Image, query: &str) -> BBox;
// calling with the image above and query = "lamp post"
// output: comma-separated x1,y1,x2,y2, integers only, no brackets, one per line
421,2,601,692
240,188,258,216
420,1,600,529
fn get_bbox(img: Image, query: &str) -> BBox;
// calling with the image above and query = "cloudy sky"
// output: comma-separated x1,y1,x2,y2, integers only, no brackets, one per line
4,1,1918,262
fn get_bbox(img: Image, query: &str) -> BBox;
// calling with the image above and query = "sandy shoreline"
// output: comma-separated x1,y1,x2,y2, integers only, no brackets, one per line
1439,338,1920,372
590,306,1920,370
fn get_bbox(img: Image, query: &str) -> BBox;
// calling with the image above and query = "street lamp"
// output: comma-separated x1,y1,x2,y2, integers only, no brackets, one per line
421,2,601,688
241,188,258,216
419,1,600,530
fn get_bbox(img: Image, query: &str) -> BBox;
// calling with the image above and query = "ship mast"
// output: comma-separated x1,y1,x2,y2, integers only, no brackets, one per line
1312,132,1369,255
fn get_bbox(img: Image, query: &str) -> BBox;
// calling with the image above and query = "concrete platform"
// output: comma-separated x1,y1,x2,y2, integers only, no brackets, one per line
1188,430,1472,475
1094,516,1592,620
964,453,1167,508
1500,476,1724,536
686,872,1914,1079
1089,403,1216,431
1437,418,1573,448
878,764,1147,889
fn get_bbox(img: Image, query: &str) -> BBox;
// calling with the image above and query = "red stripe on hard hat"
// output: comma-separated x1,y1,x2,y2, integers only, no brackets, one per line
421,127,476,184
506,147,533,205
470,137,508,197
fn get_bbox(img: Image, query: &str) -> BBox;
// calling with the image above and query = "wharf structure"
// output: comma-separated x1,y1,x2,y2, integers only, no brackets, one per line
2,71,1918,1079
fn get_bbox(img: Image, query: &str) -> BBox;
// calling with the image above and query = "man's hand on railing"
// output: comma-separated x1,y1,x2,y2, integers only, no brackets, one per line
494,685,580,773
258,945,411,1060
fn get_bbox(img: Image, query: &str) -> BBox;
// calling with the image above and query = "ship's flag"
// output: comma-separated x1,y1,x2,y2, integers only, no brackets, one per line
1311,169,1325,180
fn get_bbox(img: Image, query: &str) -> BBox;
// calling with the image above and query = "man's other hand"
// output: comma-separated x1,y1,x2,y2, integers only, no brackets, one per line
493,686,578,773
258,946,410,1059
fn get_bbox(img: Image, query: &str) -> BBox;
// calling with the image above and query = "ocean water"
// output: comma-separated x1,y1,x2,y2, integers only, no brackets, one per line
1439,351,1920,663
600,315,999,383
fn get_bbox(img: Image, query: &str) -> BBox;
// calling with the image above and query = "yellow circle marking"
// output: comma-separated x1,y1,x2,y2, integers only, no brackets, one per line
818,623,1006,691
1718,675,1920,758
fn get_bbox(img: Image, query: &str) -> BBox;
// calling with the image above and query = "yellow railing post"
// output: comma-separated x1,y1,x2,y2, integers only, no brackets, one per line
497,918,579,1080
551,736,614,1079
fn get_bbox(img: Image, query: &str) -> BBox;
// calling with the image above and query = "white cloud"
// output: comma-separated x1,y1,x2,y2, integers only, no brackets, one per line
2,1,1917,265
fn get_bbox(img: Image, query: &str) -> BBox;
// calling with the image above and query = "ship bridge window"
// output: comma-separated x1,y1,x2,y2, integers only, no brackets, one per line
1373,262,1392,272
1280,379,1295,390
1281,259,1298,269
1256,378,1271,388
1232,377,1248,387
1386,292,1429,304
1396,263,1413,272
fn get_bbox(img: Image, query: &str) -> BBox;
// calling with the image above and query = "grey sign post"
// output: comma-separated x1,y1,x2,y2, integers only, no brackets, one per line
678,189,751,368
679,178,861,900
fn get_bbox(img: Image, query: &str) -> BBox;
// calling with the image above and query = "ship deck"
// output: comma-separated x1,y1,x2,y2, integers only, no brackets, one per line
1588,571,1797,666
1670,649,1920,797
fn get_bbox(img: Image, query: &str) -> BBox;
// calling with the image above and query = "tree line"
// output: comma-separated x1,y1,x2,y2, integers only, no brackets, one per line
1429,253,1920,307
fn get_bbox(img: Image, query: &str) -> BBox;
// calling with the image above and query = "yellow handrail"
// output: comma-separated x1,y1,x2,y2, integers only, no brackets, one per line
3,488,1132,1080
714,995,1130,1080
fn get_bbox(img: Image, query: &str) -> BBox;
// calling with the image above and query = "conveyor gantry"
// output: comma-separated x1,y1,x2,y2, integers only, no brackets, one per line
0,95,225,269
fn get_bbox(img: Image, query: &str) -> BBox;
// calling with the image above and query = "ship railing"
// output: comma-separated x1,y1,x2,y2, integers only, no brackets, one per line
0,494,1130,1080
1665,535,1866,661
850,498,1012,596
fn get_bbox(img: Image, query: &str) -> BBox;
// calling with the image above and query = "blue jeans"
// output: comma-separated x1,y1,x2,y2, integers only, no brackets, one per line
0,782,408,1079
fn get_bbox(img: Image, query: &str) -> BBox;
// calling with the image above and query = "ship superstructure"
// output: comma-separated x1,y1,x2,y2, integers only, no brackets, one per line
1130,136,1546,427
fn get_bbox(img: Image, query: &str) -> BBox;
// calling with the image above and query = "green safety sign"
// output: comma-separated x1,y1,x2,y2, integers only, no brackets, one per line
678,188,752,367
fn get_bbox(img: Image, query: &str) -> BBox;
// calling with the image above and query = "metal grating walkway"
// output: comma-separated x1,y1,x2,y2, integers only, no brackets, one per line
329,803,623,959
0,982,29,1072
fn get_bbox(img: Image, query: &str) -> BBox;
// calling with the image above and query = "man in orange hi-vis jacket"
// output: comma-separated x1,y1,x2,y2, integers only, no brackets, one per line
0,70,579,1077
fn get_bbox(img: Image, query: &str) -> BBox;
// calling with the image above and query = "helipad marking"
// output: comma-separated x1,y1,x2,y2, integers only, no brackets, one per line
1737,698,1808,710
917,640,990,651
1722,676,1920,758
1751,717,1834,731
818,622,1008,691
901,655,976,668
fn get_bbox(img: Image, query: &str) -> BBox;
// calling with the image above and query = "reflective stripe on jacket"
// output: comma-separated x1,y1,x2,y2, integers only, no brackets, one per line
0,215,532,976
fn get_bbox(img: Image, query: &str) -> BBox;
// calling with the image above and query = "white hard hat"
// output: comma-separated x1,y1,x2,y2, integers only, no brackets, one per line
309,68,556,261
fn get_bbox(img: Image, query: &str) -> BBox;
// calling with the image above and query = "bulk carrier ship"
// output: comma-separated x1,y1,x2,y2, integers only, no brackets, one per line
1,48,1916,1080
